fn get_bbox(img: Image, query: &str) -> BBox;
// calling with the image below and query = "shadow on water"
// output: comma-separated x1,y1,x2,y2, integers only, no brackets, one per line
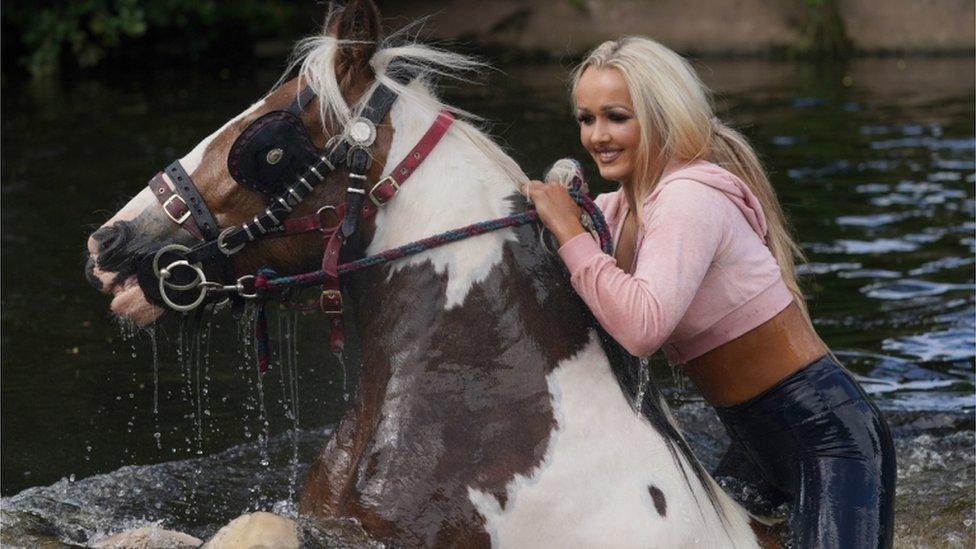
1,56,973,546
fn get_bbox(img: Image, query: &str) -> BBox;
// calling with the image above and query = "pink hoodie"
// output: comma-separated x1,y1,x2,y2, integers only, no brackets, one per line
558,159,794,363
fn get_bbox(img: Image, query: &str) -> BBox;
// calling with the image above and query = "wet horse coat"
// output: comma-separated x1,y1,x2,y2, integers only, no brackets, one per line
298,97,760,547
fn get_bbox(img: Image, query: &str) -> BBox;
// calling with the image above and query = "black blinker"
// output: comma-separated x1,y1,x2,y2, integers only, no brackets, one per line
228,110,323,196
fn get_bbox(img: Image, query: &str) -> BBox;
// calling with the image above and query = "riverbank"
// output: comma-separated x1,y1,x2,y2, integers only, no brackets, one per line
381,0,975,58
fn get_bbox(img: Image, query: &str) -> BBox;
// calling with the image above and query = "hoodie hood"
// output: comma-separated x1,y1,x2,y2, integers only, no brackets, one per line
650,160,769,242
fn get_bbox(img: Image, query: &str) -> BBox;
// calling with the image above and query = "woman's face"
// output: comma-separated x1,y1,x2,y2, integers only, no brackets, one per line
574,67,642,185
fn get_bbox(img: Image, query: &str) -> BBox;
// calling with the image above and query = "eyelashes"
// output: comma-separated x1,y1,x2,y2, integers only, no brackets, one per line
576,113,632,125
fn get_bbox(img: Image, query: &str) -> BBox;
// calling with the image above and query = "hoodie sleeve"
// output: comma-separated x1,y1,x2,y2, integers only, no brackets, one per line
558,179,730,357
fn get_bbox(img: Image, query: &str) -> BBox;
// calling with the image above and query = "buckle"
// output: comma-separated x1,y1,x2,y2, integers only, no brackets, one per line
320,289,342,315
162,194,191,225
368,176,400,207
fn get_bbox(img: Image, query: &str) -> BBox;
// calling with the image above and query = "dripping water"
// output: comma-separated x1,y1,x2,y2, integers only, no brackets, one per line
334,351,349,403
193,321,204,455
148,326,162,450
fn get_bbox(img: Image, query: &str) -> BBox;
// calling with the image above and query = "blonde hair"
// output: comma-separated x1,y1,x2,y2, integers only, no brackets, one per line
571,36,810,317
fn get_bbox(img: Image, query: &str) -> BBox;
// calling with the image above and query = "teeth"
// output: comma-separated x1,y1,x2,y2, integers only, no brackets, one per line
598,151,621,162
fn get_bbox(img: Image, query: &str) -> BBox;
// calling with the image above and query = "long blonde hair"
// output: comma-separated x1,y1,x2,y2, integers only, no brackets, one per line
571,36,810,317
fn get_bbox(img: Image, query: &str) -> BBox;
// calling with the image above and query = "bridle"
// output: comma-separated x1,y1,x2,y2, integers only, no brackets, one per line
141,61,613,372
143,63,432,314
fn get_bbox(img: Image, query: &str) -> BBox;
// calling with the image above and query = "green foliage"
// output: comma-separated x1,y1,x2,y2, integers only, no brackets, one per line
6,0,297,77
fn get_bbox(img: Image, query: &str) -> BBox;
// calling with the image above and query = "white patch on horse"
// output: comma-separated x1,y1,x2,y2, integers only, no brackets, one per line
179,98,267,174
369,85,518,309
468,332,758,549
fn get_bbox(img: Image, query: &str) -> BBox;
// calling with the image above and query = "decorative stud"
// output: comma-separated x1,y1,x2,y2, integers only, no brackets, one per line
266,148,284,165
347,117,377,147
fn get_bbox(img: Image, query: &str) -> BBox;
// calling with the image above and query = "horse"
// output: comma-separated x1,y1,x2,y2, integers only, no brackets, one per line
84,1,775,546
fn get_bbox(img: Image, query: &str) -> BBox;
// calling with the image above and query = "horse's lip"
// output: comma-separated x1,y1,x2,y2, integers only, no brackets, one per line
107,276,137,296
110,277,164,326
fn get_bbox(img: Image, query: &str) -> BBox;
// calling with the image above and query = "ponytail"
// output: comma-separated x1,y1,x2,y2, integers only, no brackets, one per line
708,120,810,319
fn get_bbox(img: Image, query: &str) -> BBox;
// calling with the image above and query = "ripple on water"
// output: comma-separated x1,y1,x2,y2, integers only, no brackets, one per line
908,256,975,276
838,269,902,279
835,211,916,227
795,261,862,276
860,279,975,300
883,327,976,363
804,239,920,254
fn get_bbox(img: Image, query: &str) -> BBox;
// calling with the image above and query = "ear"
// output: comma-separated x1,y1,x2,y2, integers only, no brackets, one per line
328,0,382,90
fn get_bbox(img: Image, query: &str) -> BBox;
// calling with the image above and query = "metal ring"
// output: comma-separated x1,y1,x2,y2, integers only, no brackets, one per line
217,227,245,255
159,275,208,312
158,259,206,291
316,205,340,230
152,243,192,278
236,275,258,299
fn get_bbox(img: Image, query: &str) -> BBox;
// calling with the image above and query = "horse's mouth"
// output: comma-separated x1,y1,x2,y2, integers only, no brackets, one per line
109,275,164,326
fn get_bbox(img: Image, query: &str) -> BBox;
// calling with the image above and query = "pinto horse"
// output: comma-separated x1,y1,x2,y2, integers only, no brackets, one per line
84,2,774,547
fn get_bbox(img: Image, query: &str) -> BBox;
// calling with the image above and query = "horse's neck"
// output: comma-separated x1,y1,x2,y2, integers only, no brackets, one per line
366,101,522,309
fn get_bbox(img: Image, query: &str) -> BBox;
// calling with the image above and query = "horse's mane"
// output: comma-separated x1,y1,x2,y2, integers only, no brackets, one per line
280,15,529,190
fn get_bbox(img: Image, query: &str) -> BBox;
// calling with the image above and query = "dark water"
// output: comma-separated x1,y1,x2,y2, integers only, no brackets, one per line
1,57,973,546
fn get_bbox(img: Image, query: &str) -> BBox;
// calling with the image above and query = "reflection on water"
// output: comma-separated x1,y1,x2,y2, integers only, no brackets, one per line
1,56,973,546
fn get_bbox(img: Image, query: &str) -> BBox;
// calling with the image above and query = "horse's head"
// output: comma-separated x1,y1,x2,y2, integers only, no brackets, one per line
85,1,392,326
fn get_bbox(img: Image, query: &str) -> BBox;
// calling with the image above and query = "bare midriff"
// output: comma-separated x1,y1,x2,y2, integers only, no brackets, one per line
683,302,830,407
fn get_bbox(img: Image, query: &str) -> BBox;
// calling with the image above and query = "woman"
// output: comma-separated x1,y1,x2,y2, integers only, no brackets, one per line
525,37,896,548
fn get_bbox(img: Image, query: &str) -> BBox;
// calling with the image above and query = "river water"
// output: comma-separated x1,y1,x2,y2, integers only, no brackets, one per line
1,57,973,547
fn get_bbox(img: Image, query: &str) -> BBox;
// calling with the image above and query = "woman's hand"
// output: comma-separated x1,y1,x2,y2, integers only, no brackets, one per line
524,180,587,246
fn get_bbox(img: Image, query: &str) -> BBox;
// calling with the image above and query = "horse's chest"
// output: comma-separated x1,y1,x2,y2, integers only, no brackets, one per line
468,334,756,548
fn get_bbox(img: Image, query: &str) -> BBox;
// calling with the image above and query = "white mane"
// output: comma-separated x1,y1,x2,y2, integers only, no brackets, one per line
281,20,529,189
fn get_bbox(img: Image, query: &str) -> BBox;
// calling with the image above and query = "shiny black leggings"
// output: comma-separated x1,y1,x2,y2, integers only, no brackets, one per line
714,355,896,548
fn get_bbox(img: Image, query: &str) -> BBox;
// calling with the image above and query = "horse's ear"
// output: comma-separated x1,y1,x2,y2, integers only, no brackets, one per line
328,0,382,88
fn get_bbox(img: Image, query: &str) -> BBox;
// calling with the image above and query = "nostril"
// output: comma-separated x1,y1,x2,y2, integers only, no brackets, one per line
92,225,123,256
90,223,135,272
84,255,102,290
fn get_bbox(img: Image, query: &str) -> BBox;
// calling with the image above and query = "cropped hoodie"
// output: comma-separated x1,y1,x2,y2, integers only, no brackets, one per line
558,159,794,363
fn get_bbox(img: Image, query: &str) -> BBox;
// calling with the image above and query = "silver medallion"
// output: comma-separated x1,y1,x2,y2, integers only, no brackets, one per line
347,117,377,147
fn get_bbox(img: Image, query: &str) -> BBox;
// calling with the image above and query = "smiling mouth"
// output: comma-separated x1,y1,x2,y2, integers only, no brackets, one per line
596,150,622,163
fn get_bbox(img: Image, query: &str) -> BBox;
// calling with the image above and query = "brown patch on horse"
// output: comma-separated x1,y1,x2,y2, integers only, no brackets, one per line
750,517,785,548
647,484,667,517
300,226,594,546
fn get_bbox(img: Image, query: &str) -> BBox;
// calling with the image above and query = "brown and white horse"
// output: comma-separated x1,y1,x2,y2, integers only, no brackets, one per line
85,2,772,547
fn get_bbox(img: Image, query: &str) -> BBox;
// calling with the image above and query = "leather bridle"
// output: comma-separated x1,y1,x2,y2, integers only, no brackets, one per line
142,63,449,323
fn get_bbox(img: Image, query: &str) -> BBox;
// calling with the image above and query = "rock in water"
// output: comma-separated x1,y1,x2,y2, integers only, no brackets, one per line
203,512,299,549
91,526,202,548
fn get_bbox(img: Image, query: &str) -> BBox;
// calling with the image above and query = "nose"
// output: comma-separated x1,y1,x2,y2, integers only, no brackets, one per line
590,121,612,147
88,224,129,263
84,255,102,290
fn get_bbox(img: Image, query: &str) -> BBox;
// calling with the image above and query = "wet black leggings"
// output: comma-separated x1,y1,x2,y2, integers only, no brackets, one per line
714,355,896,548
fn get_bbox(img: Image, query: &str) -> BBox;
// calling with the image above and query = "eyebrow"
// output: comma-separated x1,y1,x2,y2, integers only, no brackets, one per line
576,105,633,114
